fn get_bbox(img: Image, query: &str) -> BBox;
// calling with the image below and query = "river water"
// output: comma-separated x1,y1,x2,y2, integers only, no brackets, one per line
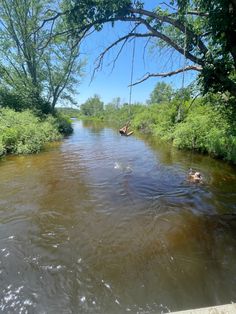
0,120,236,314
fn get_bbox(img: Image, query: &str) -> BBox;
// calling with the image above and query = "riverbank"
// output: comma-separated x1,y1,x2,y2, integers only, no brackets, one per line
77,107,236,165
76,95,236,164
132,101,236,164
2,99,235,165
0,108,72,157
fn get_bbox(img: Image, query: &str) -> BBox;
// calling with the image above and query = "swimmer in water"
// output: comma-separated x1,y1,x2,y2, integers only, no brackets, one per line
188,169,203,183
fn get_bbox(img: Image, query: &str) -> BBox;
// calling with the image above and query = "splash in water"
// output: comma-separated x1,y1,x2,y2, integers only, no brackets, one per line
114,162,133,173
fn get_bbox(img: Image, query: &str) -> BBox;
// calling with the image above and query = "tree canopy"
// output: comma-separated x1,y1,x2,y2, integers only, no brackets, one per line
148,82,174,104
0,0,84,114
64,0,236,99
80,94,104,116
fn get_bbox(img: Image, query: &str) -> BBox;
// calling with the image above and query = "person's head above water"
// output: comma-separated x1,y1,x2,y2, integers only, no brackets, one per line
188,169,202,182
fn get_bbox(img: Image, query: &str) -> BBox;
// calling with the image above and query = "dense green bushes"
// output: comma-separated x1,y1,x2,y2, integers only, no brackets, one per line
55,113,74,135
0,108,70,156
173,103,236,162
132,106,159,133
65,89,236,163
131,99,236,163
79,93,235,163
103,103,143,126
0,87,54,115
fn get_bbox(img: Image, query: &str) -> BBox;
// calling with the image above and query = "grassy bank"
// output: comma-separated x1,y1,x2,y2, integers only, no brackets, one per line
0,108,72,157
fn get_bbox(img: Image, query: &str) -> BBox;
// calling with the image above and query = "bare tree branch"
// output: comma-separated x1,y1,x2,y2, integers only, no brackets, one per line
92,33,132,77
133,18,204,65
109,37,129,72
92,29,203,82
128,8,208,55
92,24,140,80
35,11,65,34
159,2,177,11
130,66,203,86
186,11,209,16
75,13,206,65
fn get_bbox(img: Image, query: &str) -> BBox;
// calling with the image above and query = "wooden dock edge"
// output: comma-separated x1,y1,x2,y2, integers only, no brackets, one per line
170,303,236,314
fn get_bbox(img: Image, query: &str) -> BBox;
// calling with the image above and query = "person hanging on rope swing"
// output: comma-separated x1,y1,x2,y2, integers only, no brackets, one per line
119,121,133,136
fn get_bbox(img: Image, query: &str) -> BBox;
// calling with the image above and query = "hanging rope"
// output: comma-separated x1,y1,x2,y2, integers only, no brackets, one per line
129,38,136,106
176,11,188,122
119,38,136,136
181,13,187,90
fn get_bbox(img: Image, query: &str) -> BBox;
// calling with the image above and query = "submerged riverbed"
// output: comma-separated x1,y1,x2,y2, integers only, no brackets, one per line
0,120,236,314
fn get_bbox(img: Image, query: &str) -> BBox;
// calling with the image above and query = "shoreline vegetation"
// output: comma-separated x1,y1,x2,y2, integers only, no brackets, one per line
1,87,235,165
66,90,236,165
0,108,73,157
0,1,235,164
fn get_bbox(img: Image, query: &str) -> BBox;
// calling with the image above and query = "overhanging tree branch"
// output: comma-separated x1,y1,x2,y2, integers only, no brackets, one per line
63,0,236,99
128,7,208,55
130,66,203,86
92,29,203,80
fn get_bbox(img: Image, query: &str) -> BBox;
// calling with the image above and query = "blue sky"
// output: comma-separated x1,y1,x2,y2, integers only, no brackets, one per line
75,0,197,106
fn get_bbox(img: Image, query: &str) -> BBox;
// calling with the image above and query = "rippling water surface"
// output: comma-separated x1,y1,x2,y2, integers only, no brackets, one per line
0,120,236,314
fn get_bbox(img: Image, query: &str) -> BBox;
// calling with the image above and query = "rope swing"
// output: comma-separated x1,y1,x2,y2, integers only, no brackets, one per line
181,14,187,91
176,11,187,123
119,38,136,136
129,37,136,106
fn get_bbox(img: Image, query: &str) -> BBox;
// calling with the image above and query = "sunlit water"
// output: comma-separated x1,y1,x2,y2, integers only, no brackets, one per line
0,120,236,314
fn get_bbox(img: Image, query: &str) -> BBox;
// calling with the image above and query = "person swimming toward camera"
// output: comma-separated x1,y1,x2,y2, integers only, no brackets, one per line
188,169,203,182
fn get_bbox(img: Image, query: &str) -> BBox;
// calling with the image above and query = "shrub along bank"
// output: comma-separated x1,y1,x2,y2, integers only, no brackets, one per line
132,98,236,164
78,93,236,163
0,108,72,157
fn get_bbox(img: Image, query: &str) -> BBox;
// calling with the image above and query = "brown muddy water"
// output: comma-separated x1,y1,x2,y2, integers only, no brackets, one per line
0,120,236,314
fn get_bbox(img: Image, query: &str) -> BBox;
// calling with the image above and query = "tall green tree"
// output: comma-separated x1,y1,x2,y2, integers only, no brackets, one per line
64,0,236,100
0,0,84,113
148,82,174,104
80,94,104,116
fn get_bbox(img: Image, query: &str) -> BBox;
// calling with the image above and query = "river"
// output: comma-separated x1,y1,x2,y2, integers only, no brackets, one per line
0,120,236,314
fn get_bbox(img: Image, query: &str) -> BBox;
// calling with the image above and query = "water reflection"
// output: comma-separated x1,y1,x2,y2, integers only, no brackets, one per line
82,120,106,135
0,120,236,313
